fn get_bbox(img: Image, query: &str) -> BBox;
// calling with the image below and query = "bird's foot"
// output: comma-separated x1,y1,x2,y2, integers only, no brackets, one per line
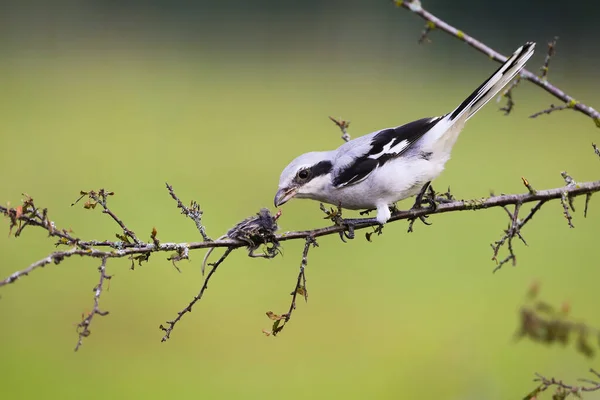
365,223,384,242
320,203,384,242
433,186,456,204
338,217,382,242
407,182,437,233
320,203,353,241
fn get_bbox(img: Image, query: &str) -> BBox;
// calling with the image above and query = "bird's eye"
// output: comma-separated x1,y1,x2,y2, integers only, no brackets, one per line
296,169,310,181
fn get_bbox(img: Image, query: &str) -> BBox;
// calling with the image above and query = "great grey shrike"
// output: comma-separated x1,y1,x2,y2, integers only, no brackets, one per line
274,42,535,225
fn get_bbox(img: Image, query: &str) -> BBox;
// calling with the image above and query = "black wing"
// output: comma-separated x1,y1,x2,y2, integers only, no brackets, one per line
332,117,441,188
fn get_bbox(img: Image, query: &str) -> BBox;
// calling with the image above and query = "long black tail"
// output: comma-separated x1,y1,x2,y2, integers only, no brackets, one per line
449,42,536,122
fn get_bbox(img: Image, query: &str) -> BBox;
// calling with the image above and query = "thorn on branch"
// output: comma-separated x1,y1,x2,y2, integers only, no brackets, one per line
264,236,318,337
165,183,211,242
75,257,111,351
522,176,537,195
328,116,351,142
584,193,592,218
540,36,558,80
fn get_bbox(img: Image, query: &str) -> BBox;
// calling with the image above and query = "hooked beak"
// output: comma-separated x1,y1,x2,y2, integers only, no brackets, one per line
274,187,298,207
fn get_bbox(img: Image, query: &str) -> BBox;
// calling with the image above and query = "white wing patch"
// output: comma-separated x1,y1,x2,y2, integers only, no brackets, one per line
367,139,409,160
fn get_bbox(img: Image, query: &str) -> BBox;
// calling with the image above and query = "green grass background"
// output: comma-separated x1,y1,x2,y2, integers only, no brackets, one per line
1,44,599,399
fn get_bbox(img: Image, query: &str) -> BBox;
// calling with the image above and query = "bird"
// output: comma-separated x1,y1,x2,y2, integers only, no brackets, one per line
274,42,535,227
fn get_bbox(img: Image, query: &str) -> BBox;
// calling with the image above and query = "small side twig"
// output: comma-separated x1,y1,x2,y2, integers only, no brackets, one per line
73,189,141,245
528,370,600,399
491,178,549,272
560,171,576,228
540,36,558,80
166,182,211,242
498,77,522,115
491,203,524,272
160,247,234,342
264,236,318,337
75,257,111,351
418,20,435,44
529,103,569,119
328,116,351,142
593,143,600,159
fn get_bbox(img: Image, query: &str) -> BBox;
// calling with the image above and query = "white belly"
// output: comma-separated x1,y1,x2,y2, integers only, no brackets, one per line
318,155,447,210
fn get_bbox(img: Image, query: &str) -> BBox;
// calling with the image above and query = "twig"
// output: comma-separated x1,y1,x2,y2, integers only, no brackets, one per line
529,369,600,398
159,247,234,342
166,183,211,241
491,203,525,272
498,77,521,115
540,36,558,80
529,104,569,119
560,171,576,228
75,257,111,351
73,189,142,245
418,20,435,44
395,1,600,128
593,143,600,159
3,180,600,287
560,192,575,228
328,116,351,142
264,236,318,337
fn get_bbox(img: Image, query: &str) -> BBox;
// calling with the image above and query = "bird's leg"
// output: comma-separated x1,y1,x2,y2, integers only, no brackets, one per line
407,181,436,232
320,203,384,241
413,181,437,210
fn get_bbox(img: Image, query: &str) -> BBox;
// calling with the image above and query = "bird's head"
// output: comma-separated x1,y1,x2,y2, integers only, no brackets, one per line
274,151,333,207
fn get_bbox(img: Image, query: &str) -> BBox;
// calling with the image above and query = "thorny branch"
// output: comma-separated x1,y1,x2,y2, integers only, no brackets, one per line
2,179,599,290
1,175,598,343
75,257,111,351
395,0,600,128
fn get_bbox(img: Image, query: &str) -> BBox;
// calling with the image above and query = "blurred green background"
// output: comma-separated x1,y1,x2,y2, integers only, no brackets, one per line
1,1,599,399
